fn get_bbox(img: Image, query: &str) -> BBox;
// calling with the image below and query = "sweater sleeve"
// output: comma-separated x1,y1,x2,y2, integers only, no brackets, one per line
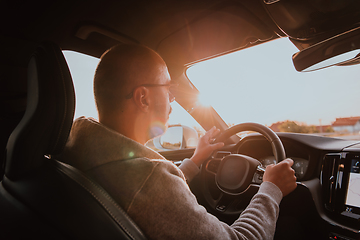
178,158,200,182
126,160,282,240
230,182,282,239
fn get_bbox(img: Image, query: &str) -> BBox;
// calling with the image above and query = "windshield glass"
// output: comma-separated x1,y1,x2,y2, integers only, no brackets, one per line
187,38,360,140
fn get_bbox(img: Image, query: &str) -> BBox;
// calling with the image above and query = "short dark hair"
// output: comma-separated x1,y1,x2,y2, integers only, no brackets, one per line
94,44,165,116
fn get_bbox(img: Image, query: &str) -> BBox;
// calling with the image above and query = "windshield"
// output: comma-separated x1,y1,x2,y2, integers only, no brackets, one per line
187,38,360,140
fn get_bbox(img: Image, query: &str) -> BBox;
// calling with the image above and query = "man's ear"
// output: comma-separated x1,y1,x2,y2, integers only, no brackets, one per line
133,86,150,112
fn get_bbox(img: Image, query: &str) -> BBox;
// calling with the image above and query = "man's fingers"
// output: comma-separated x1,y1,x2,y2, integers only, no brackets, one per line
263,157,297,197
203,126,215,139
208,126,218,136
211,128,221,139
210,142,224,150
204,126,221,142
280,158,294,167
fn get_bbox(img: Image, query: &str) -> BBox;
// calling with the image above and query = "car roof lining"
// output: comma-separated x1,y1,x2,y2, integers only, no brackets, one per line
2,0,359,67
1,0,281,64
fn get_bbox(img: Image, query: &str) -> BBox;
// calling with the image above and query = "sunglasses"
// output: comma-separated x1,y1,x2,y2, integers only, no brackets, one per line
125,83,179,99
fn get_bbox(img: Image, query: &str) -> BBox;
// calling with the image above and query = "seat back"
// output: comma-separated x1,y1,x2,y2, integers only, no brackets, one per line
0,42,146,240
5,42,75,180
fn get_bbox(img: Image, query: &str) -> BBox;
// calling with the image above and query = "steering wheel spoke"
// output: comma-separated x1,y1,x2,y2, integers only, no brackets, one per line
205,159,221,175
214,185,262,213
214,192,237,212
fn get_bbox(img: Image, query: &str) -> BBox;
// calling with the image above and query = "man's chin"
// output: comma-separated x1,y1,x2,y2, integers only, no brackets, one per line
148,121,167,139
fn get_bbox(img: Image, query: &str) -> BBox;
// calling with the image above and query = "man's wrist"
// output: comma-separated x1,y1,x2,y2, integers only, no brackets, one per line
190,155,201,167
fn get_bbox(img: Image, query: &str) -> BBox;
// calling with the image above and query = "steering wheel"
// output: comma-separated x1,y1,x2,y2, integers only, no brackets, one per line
200,122,286,214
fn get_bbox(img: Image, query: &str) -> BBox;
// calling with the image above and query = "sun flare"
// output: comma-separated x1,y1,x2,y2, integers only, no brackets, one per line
196,92,213,108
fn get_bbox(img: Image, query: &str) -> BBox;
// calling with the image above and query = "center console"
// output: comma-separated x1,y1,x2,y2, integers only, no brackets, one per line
321,152,360,232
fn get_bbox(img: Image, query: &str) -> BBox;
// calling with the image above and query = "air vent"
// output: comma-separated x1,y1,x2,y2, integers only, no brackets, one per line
321,153,343,211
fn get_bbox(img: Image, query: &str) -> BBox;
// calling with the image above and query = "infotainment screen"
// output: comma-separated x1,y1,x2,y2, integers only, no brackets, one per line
344,159,360,214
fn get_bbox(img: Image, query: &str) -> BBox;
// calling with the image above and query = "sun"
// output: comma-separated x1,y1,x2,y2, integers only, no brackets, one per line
196,92,214,108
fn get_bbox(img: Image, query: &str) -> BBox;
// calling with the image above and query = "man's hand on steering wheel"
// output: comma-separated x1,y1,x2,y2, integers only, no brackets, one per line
263,158,297,197
190,126,224,167
199,123,297,214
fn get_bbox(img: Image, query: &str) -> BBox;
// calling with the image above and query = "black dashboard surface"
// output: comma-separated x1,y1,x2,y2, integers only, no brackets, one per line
233,133,360,239
162,132,360,239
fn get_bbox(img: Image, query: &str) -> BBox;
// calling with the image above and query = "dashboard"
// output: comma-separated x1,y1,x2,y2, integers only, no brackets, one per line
164,132,360,239
234,134,311,181
208,132,360,239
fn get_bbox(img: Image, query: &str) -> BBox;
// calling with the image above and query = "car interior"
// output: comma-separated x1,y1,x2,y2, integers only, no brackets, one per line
1,0,360,239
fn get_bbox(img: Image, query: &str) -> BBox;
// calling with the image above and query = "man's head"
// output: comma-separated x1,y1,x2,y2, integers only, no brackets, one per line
94,44,175,144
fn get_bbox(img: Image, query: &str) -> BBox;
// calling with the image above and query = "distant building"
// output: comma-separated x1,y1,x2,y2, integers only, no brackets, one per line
331,116,360,133
316,125,333,133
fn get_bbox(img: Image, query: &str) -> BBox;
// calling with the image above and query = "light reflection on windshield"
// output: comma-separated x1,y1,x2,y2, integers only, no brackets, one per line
186,38,360,140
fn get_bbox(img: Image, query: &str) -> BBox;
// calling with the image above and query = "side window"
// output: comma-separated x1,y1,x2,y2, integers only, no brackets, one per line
63,51,99,120
63,50,204,150
146,102,204,151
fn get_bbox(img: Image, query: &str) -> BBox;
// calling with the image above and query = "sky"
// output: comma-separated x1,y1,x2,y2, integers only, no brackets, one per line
187,38,360,127
63,37,360,129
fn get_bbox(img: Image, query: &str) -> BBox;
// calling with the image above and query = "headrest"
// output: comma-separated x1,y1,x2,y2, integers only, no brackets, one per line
5,42,75,180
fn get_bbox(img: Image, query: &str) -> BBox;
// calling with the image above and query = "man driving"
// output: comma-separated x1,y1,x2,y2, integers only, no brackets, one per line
59,43,297,239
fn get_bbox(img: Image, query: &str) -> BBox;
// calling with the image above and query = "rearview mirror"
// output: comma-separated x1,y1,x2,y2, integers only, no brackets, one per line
292,26,360,72
151,125,199,151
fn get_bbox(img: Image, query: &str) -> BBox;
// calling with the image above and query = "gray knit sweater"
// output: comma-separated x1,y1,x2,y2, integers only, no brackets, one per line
59,117,282,239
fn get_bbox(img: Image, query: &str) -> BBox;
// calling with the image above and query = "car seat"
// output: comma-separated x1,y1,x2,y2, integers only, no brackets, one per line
0,42,146,240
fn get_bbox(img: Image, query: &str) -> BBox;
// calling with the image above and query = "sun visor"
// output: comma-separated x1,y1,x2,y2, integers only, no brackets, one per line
156,4,275,66
262,0,360,42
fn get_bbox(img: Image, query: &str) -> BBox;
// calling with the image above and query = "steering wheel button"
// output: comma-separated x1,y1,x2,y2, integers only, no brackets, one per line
216,205,226,211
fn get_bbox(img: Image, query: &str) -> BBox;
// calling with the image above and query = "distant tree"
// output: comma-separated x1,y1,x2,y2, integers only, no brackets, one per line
279,121,300,133
278,120,319,133
307,125,319,133
324,126,335,133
